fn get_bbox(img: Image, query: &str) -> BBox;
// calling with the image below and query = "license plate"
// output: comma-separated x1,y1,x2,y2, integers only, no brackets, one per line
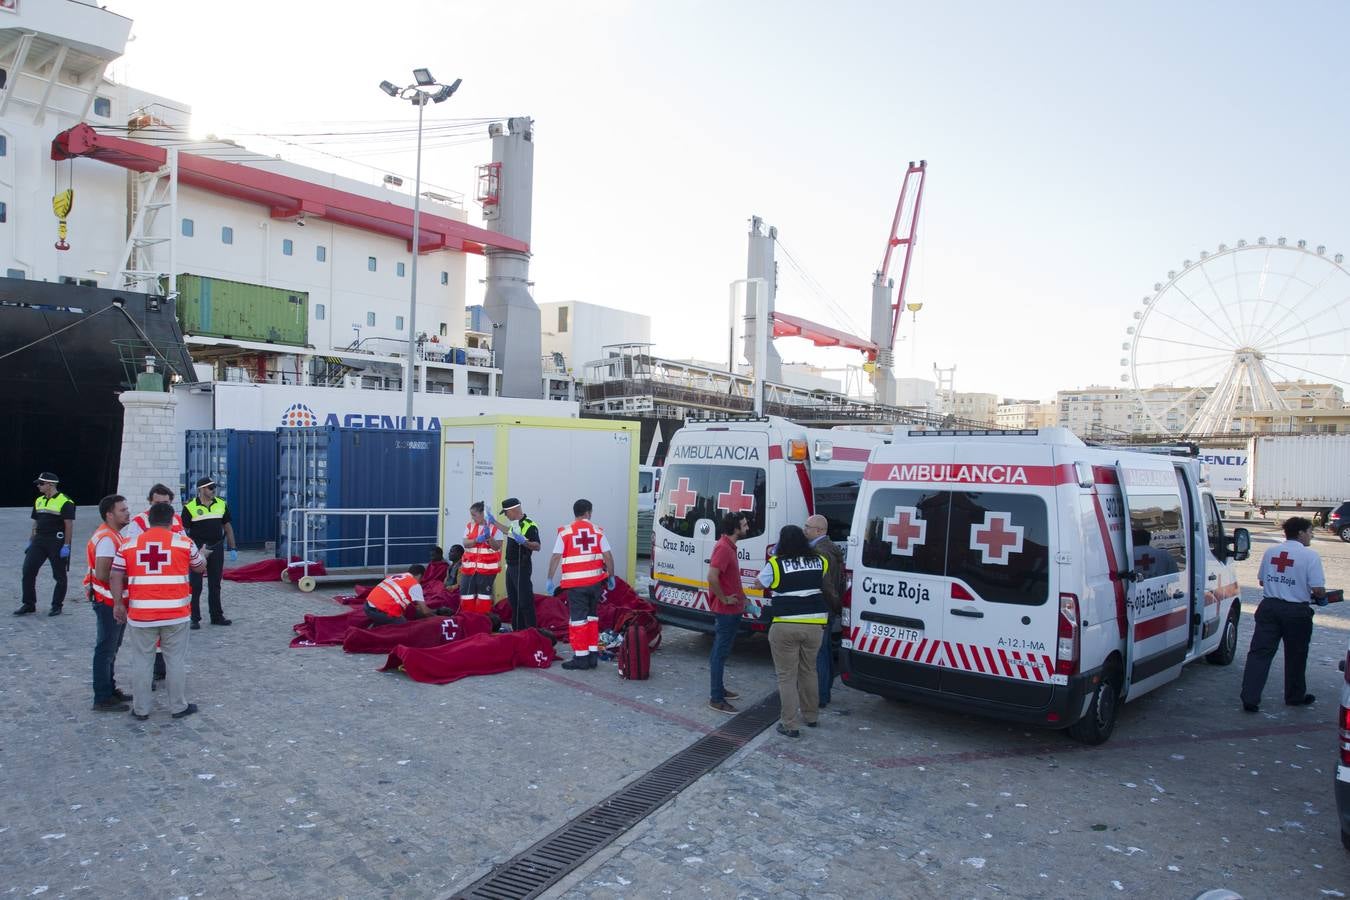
659,585,697,607
869,622,921,643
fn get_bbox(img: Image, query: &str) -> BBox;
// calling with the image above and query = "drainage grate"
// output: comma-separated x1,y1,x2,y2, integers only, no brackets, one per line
449,692,781,900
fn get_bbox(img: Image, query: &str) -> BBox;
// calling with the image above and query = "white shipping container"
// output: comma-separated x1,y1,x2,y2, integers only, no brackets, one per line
438,415,640,596
1246,434,1350,510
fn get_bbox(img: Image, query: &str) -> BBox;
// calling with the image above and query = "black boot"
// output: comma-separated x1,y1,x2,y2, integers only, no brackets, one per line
561,654,590,670
12,606,36,616
588,653,599,669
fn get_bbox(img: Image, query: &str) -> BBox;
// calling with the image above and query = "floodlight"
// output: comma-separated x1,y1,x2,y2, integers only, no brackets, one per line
379,80,399,97
413,68,434,86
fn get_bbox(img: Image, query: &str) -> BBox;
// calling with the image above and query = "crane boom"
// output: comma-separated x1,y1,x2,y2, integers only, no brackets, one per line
877,160,927,349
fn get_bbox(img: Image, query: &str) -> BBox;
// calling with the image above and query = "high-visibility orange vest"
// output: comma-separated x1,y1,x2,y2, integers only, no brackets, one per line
83,523,123,607
367,573,420,617
462,522,502,576
558,520,607,589
131,510,185,535
119,527,195,625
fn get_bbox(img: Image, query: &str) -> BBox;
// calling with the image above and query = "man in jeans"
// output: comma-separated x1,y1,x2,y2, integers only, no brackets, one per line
707,512,749,714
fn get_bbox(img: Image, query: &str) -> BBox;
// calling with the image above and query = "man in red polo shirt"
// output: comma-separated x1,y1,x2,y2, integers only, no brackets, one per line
707,512,750,713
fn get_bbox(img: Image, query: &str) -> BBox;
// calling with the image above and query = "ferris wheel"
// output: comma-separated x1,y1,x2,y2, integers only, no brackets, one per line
1123,238,1350,435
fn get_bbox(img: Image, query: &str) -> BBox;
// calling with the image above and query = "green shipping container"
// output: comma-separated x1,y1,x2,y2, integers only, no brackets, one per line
175,273,309,347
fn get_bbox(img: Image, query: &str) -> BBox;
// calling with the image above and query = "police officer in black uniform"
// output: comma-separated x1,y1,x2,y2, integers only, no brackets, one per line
15,472,75,616
182,475,237,629
1240,515,1328,712
500,498,541,631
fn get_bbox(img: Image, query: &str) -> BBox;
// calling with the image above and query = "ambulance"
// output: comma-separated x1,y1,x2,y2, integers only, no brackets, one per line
650,417,888,633
841,428,1252,744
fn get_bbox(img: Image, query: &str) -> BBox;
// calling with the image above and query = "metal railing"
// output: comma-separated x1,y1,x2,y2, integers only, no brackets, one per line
282,506,438,588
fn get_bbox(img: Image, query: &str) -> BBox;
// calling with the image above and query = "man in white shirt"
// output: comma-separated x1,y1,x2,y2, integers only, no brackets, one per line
1240,516,1327,712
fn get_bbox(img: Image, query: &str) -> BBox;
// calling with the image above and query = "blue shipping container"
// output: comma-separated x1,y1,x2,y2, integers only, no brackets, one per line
277,426,439,569
184,429,279,547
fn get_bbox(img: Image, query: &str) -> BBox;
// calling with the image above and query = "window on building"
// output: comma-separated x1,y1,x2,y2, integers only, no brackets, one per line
395,315,405,331
396,261,406,277
221,226,234,245
6,268,23,279
282,238,293,256
316,245,327,262
440,271,448,285
558,306,569,333
439,322,447,336
368,256,377,272
181,218,194,237
93,96,111,118
366,312,376,326
0,135,7,156
315,304,326,320
0,201,6,223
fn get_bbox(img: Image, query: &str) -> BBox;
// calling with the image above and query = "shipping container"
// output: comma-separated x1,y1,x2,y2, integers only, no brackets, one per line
1246,433,1350,518
184,429,278,548
278,426,440,569
438,415,639,597
175,273,309,347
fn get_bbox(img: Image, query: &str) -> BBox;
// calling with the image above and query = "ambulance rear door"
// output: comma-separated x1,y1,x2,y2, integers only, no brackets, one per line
848,444,955,690
1118,460,1190,698
653,427,768,618
937,442,1060,699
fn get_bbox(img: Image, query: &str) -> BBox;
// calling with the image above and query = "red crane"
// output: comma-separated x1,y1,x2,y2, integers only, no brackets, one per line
876,160,928,351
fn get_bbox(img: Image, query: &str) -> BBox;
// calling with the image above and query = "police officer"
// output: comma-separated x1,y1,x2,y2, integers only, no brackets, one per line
1240,516,1327,712
182,476,237,629
499,498,541,631
16,472,75,617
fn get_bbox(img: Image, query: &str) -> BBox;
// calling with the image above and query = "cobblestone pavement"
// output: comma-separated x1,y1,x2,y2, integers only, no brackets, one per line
2,507,1349,899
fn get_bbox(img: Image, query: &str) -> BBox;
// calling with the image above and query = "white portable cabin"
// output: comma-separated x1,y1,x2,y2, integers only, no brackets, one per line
842,427,1251,743
438,415,640,595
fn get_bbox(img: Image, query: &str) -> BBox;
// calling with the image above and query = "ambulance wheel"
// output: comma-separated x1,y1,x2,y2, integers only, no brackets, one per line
279,569,291,584
1206,607,1240,666
297,576,317,593
1339,525,1350,543
1068,667,1120,745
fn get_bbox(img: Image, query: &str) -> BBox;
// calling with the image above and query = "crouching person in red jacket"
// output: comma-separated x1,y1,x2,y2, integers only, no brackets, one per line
365,565,437,625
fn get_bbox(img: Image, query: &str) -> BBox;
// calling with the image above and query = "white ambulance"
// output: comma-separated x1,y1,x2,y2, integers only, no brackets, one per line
841,428,1252,744
650,417,888,633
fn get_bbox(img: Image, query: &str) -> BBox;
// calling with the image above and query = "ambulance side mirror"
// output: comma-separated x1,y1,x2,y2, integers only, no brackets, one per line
1227,527,1251,562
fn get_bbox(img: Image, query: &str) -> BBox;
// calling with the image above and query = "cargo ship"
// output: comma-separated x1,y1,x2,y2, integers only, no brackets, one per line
0,0,567,506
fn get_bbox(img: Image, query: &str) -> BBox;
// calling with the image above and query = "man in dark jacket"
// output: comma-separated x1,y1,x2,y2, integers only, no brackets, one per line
805,515,845,708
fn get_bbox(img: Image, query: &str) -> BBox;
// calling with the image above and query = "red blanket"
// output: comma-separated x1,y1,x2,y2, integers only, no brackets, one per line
490,594,570,633
342,613,492,654
379,630,557,684
224,558,330,583
291,608,371,647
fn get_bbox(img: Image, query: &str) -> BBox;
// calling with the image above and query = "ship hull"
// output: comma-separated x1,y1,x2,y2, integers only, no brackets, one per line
0,278,196,506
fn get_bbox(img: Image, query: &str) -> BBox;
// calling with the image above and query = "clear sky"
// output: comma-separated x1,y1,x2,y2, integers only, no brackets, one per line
112,0,1350,400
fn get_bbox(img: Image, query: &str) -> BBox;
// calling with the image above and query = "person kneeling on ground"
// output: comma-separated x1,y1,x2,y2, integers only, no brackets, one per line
364,564,438,625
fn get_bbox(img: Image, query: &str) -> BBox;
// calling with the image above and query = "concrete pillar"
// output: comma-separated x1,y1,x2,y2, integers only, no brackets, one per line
117,390,180,506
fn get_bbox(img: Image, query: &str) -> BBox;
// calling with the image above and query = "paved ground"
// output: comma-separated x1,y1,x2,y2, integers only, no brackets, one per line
2,506,1348,899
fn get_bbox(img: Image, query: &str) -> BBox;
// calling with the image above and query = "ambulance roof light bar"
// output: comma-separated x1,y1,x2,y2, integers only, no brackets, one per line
907,429,1041,437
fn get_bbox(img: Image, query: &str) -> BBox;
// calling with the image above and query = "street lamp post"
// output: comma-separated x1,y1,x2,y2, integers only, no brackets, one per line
379,69,461,425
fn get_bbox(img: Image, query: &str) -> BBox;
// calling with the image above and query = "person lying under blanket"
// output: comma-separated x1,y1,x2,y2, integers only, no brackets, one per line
342,612,499,654
379,627,559,684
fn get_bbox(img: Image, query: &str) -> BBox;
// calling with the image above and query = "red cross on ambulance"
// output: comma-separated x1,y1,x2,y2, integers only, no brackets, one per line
882,506,927,556
717,480,754,514
970,512,1024,565
668,477,697,518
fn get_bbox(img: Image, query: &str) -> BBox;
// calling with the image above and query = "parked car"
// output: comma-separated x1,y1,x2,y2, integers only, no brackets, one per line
1328,501,1350,542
